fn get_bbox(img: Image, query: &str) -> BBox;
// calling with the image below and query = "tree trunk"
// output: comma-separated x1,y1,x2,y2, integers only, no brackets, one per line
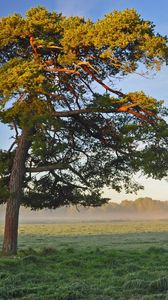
2,128,32,255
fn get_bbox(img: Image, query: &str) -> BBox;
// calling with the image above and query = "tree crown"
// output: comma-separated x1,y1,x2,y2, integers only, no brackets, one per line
0,7,168,209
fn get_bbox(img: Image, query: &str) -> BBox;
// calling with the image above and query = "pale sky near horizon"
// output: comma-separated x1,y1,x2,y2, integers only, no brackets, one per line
0,0,168,202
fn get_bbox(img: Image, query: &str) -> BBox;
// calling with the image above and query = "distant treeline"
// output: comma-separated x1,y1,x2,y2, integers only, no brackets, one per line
1,197,168,223
103,197,168,213
64,197,168,217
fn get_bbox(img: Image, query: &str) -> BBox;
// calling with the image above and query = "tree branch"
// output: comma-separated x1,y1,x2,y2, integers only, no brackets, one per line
8,141,16,153
26,163,68,173
45,67,80,75
52,105,156,123
68,166,90,186
29,36,39,59
51,170,87,190
79,64,124,97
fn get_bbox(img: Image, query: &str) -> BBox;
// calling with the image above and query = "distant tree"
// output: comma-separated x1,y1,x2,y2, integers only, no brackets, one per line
0,7,168,254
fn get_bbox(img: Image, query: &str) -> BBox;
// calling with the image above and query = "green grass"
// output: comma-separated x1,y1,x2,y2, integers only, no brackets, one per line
0,221,168,299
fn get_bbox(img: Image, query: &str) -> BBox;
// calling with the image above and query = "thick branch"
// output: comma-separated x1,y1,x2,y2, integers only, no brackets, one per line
52,105,155,123
29,36,38,58
126,109,153,123
37,45,62,50
53,107,120,117
26,163,68,173
77,61,99,74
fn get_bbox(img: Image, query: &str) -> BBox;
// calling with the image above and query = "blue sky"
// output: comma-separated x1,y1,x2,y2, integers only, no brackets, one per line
1,0,168,30
0,0,168,201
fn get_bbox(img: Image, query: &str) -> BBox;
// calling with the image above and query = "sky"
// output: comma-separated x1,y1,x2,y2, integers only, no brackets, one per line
0,0,168,202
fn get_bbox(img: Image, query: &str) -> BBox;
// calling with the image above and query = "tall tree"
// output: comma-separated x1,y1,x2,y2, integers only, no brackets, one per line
0,7,168,254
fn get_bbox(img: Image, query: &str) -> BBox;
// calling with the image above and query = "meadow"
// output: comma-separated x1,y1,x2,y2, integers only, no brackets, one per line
0,221,168,299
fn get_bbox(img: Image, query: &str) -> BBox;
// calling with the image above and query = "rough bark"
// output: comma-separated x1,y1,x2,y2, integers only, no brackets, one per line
2,128,32,255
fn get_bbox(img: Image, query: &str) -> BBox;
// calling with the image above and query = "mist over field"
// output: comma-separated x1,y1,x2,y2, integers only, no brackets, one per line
0,197,168,223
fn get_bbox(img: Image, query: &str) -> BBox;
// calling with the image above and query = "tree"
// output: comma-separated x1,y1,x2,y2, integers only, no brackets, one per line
0,7,168,254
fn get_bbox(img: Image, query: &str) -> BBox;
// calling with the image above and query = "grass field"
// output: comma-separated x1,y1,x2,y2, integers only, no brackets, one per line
0,221,168,299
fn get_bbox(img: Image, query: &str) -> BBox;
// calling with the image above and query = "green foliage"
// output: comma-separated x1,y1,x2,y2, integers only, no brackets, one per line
0,6,167,105
136,120,168,179
0,14,25,46
0,58,45,101
0,151,13,201
125,91,163,111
